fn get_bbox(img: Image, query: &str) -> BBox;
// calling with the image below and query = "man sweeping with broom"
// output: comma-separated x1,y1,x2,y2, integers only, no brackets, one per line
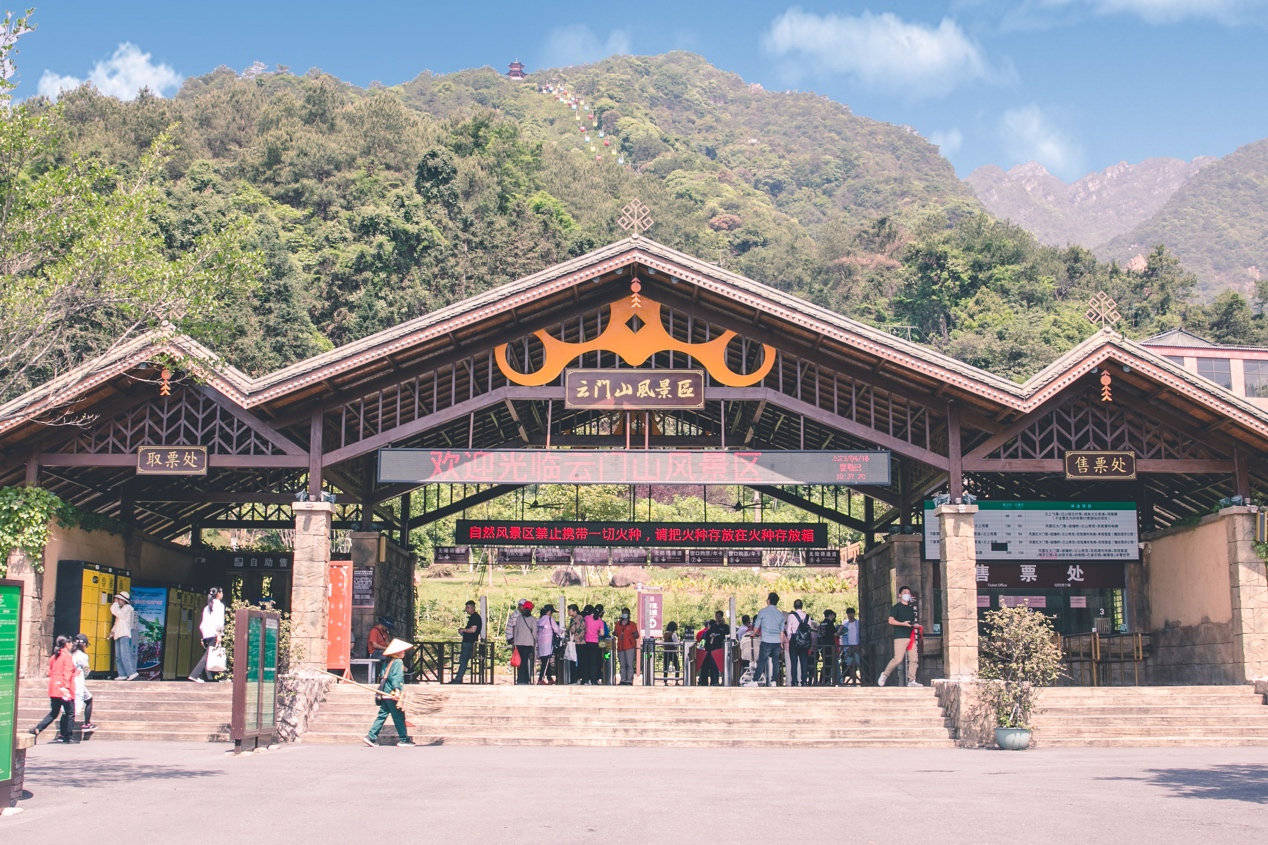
364,638,417,748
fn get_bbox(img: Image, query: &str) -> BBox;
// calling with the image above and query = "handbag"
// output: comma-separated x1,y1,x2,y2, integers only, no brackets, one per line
206,645,227,674
509,646,522,668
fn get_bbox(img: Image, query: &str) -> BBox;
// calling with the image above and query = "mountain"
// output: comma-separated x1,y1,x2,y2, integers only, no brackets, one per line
966,157,1211,250
1100,139,1268,295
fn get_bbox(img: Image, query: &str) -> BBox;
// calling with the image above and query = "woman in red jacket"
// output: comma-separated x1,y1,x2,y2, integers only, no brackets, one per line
31,635,76,743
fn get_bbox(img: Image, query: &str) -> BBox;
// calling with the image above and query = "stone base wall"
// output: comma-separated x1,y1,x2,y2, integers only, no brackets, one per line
1148,620,1240,685
276,669,336,742
933,679,993,747
858,535,942,684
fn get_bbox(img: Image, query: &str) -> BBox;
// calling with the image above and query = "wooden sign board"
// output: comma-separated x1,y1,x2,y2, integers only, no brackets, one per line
137,445,208,476
1063,450,1136,480
564,368,705,409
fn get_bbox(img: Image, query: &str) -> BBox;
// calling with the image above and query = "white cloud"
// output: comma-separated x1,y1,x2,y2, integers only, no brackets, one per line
1037,0,1266,23
928,128,964,157
37,70,82,99
999,105,1084,178
762,8,1001,98
37,42,181,102
541,25,632,68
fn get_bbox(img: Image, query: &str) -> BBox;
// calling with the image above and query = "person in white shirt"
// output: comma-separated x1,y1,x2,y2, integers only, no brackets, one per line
752,593,786,687
108,592,138,680
188,586,226,682
839,607,861,685
72,633,95,731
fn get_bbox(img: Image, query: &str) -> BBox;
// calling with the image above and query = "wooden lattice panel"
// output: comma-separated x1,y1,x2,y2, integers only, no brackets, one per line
66,390,285,456
992,395,1221,461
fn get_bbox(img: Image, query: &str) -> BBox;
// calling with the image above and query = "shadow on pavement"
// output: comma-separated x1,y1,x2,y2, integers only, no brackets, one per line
1099,765,1268,804
23,758,220,790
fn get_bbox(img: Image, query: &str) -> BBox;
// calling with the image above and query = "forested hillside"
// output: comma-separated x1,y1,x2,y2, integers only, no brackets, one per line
26,52,1268,390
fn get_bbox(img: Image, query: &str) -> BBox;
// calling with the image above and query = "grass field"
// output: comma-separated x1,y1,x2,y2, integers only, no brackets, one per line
414,565,858,639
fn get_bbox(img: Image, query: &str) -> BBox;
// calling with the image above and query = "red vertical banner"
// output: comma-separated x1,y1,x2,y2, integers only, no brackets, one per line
638,590,664,639
327,561,352,672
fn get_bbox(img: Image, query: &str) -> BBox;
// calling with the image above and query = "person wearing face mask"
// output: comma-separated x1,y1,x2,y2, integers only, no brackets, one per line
613,607,640,685
878,586,920,687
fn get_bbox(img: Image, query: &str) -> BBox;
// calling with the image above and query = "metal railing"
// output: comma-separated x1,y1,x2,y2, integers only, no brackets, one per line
642,639,691,686
407,640,497,685
1061,631,1152,686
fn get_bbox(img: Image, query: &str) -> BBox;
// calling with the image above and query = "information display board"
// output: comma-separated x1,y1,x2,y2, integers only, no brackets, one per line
0,581,21,787
351,567,375,609
380,449,891,486
923,501,1139,561
231,607,281,752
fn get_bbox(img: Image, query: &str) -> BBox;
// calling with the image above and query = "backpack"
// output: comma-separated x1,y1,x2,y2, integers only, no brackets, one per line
791,612,813,650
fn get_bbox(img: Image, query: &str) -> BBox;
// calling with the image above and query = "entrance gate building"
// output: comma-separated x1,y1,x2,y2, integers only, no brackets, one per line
2,234,1266,685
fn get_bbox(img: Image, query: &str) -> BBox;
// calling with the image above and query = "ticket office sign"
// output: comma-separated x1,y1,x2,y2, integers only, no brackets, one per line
565,368,705,409
380,449,892,486
137,445,208,476
1063,450,1136,480
923,501,1139,561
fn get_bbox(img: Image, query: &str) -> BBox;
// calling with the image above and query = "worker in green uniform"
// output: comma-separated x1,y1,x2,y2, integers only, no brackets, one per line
364,638,417,747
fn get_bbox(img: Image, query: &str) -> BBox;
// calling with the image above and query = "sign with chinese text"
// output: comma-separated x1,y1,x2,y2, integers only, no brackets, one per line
433,547,470,565
689,549,725,566
728,549,763,567
458,519,826,548
381,449,891,486
352,567,375,608
573,547,610,565
804,548,841,567
1063,450,1136,480
923,501,1138,561
637,590,664,637
535,547,572,564
973,561,1125,589
610,547,648,565
136,445,208,476
497,547,533,564
0,581,21,786
565,368,705,409
194,550,292,570
649,549,686,565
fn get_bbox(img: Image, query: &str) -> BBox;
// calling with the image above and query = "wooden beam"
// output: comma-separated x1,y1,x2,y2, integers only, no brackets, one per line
1234,447,1251,498
198,386,307,456
750,484,868,532
308,409,324,499
412,484,522,527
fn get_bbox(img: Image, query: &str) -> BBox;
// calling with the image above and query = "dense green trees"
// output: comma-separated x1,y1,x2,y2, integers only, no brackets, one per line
7,45,1265,403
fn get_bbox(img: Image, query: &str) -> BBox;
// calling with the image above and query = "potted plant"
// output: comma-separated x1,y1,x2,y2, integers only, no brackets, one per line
978,602,1064,750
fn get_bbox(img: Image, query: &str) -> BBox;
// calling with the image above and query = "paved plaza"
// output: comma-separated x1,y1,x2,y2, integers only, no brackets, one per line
4,742,1265,842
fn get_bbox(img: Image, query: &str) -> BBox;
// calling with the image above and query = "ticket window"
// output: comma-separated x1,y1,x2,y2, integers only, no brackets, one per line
979,588,1125,637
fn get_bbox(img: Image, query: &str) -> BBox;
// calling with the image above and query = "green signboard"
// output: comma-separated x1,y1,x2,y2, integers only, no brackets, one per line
231,607,280,752
0,581,23,785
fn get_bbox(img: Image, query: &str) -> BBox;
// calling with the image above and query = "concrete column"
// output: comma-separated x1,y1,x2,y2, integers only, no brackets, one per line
1223,506,1268,681
290,501,334,671
936,504,979,680
7,547,48,679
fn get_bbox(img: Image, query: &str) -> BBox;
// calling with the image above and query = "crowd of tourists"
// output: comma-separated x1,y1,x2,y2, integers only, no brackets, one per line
444,588,922,688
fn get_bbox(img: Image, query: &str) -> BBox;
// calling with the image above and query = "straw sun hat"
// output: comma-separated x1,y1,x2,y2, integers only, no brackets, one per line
382,638,414,657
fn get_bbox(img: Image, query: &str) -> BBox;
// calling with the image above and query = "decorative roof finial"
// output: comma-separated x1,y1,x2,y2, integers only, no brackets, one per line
617,198,654,237
1085,291,1122,330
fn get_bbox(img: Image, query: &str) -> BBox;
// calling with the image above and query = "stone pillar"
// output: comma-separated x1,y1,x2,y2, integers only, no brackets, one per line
936,504,979,680
1223,506,1268,681
290,501,334,671
7,547,48,679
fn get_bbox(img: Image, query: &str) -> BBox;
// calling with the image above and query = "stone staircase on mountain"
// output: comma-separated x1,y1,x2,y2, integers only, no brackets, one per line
300,684,958,748
16,680,232,743
1028,685,1268,747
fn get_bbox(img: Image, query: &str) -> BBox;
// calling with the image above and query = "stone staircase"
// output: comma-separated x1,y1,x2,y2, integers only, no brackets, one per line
17,680,232,743
301,684,958,747
1030,685,1268,747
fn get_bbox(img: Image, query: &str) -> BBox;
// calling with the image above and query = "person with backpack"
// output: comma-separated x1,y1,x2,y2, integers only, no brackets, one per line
784,599,814,686
505,599,537,685
30,636,76,743
72,633,96,733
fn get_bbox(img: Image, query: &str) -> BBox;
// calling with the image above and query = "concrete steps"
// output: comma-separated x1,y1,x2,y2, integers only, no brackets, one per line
17,679,232,743
302,684,957,748
1028,685,1268,747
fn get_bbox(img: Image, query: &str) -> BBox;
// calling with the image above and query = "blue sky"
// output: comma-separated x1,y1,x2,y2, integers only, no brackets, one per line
10,1,1268,180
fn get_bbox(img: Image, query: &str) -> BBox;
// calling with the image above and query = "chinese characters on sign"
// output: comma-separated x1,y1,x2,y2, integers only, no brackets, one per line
136,445,208,476
565,368,705,409
456,519,827,548
924,500,1139,561
1063,450,1136,480
193,550,292,570
804,549,841,567
972,562,1124,589
638,590,664,638
352,567,375,608
0,580,22,785
433,547,470,564
380,449,892,486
